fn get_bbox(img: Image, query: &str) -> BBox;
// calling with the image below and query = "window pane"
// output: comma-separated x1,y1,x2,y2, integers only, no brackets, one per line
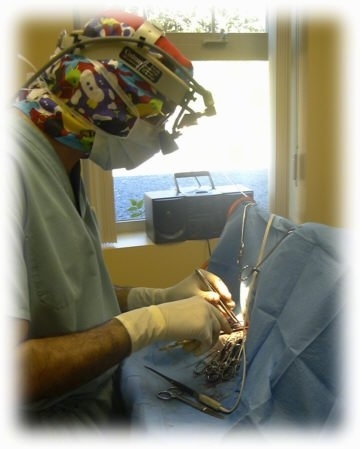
144,7,266,33
100,4,266,33
113,60,270,222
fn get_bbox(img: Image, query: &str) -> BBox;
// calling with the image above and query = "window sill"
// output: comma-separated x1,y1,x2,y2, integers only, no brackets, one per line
104,220,186,248
102,229,218,250
115,231,155,248
101,220,154,249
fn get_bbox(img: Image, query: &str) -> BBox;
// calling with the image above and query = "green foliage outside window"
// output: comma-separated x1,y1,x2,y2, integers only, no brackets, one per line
121,6,266,33
127,198,145,219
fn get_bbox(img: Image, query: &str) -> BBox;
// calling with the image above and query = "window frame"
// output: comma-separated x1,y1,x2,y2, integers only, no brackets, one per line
83,18,292,243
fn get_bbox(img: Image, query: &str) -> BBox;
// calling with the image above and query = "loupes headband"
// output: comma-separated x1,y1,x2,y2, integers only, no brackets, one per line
19,14,216,158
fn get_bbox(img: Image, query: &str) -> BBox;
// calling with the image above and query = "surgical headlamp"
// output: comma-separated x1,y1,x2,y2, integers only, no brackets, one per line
21,23,216,156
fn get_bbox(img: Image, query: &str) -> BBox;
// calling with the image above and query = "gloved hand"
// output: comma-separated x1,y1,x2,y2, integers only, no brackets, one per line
127,269,234,311
116,296,232,355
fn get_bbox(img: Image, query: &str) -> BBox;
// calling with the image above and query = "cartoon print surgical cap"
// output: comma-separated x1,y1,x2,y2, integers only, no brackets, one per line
14,11,215,168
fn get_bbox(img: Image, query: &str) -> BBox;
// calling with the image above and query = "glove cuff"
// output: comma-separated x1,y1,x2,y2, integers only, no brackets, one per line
127,287,167,310
115,306,166,352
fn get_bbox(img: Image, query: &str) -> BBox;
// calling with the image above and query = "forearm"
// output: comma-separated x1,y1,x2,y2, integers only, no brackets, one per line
18,318,131,403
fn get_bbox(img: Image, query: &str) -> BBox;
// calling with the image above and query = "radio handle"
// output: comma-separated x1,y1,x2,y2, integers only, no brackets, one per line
174,171,216,194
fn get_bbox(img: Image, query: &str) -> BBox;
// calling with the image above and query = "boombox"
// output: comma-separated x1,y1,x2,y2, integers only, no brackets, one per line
144,172,254,243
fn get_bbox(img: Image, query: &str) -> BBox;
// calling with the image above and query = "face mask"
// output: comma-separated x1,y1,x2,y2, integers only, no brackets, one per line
15,14,214,170
90,117,163,170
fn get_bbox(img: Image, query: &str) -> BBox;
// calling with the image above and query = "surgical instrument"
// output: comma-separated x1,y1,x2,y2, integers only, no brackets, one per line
145,365,227,413
157,386,224,419
193,330,245,384
195,268,242,331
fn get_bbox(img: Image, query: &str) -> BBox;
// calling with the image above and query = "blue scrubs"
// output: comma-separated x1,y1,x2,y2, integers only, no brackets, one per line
8,115,121,425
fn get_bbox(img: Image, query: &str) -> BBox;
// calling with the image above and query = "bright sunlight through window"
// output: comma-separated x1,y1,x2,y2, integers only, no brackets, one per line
113,60,270,221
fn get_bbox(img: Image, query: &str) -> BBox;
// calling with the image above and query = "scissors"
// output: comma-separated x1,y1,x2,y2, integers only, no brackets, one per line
145,365,226,418
157,386,224,419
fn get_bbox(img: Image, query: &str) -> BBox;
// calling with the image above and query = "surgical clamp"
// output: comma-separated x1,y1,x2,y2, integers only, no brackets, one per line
157,386,224,419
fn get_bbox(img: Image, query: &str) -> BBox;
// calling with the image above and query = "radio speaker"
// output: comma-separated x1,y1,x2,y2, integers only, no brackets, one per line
145,187,253,243
145,195,187,243
145,171,253,243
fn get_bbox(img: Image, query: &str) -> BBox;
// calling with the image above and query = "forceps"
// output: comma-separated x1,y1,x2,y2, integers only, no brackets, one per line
157,387,224,419
195,268,242,331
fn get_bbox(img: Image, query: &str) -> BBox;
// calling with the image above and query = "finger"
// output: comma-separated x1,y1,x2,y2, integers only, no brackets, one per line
183,339,213,357
210,276,232,301
205,291,236,312
199,293,237,329
200,290,220,305
200,269,233,303
194,289,234,312
214,307,232,335
192,344,209,357
222,297,236,310
182,340,201,353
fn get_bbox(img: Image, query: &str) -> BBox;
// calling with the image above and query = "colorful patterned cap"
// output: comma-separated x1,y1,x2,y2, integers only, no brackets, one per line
15,12,214,157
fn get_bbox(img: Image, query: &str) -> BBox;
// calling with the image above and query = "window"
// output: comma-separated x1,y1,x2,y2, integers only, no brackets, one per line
115,8,268,223
80,6,271,242
140,6,266,33
114,60,270,222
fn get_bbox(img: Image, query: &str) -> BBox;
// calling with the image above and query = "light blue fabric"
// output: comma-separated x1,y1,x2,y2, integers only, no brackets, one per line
8,115,121,422
119,202,352,437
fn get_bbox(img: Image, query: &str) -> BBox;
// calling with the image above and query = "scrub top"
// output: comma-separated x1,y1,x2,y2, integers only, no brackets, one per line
7,114,121,424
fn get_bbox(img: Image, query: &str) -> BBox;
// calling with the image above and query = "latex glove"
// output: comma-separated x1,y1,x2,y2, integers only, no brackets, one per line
127,269,234,311
116,296,232,356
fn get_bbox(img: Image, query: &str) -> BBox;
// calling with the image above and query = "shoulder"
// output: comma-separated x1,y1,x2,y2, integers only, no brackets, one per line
9,110,52,155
